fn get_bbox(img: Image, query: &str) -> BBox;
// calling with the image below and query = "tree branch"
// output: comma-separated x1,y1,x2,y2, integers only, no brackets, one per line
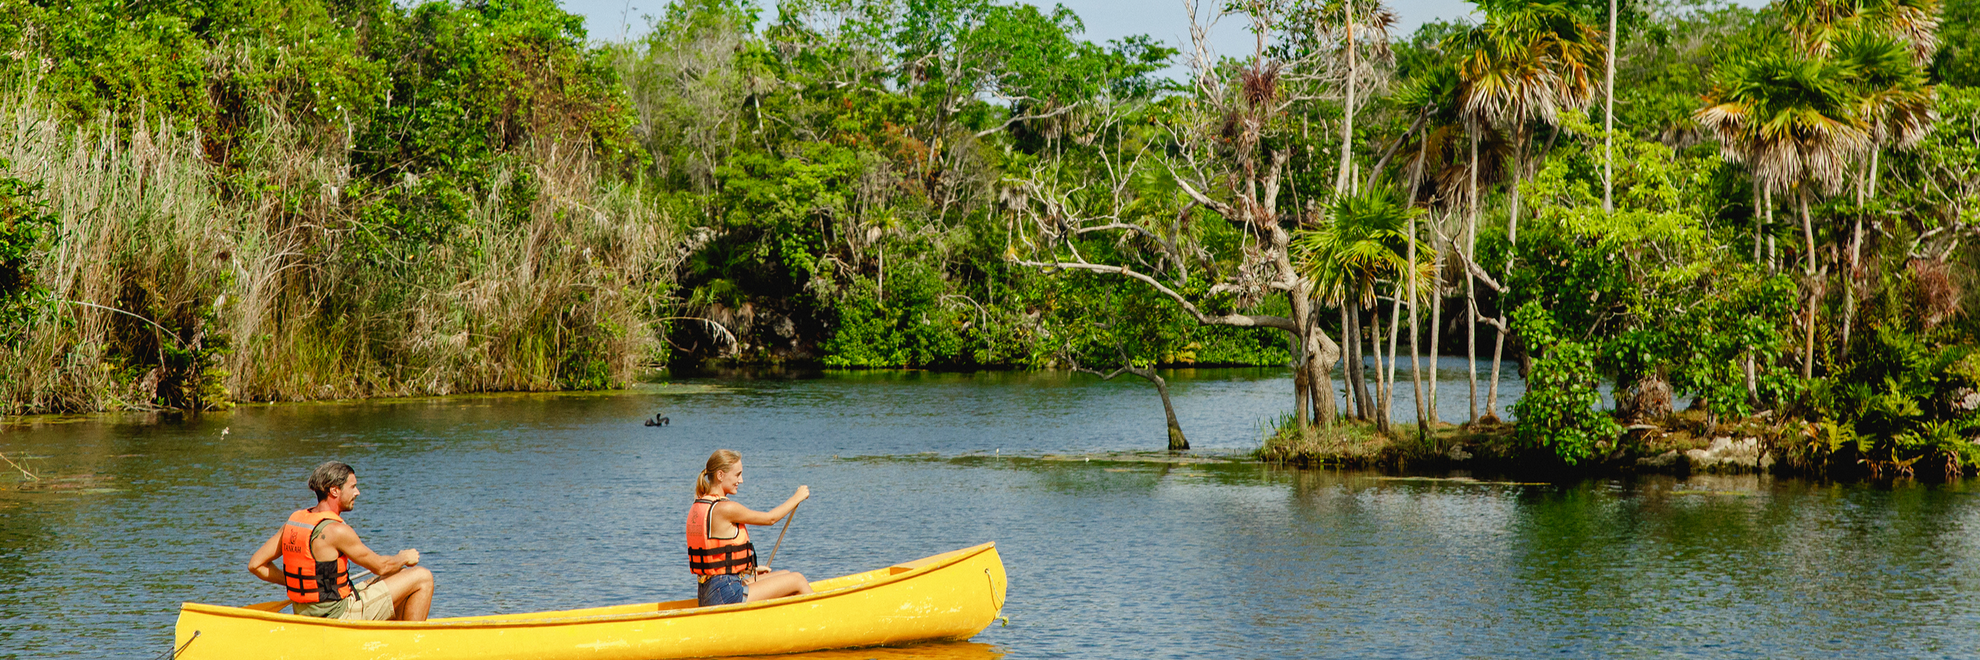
1170,169,1238,220
1365,102,1435,190
1012,259,1299,332
974,103,1082,139
1450,246,1510,294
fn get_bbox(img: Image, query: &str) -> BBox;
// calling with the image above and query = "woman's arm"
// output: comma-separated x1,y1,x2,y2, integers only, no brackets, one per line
715,486,810,526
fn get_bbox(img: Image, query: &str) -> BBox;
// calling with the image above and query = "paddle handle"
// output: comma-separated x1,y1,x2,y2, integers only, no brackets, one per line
763,503,797,573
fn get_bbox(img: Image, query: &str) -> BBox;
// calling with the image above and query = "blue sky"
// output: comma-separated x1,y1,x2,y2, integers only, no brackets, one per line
560,0,1485,56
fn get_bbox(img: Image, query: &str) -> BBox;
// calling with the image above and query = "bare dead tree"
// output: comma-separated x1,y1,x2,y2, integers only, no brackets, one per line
1008,0,1352,432
1061,327,1191,451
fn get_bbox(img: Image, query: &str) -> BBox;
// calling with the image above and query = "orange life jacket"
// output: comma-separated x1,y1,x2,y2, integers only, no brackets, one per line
279,509,354,604
686,497,757,576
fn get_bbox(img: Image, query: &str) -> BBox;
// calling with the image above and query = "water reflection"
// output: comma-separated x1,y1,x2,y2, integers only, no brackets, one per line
705,642,1004,660
2,371,1978,659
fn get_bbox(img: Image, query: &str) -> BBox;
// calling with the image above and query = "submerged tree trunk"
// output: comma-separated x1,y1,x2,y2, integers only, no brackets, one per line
1141,367,1189,451
1074,361,1190,451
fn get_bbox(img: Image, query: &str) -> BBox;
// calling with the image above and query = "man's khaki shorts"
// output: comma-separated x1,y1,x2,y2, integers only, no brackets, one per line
336,577,395,621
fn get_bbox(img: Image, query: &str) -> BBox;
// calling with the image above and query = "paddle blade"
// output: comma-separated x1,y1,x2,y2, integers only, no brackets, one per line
242,600,292,613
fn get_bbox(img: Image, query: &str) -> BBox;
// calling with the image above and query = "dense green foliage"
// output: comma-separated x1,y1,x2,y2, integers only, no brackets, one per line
0,0,669,410
1510,302,1620,464
607,0,1281,370
0,161,51,348
3,0,1980,475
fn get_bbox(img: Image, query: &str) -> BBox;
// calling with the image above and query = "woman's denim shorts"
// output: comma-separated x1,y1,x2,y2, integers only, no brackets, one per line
697,574,748,607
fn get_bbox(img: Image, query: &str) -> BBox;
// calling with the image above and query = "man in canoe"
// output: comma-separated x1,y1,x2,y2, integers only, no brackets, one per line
690,449,812,606
247,461,436,621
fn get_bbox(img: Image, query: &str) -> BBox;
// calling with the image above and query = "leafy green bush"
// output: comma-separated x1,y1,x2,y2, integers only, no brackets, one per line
822,261,966,368
1804,326,1980,476
1510,302,1621,465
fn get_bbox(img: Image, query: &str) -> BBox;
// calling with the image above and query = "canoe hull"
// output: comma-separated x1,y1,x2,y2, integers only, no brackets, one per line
173,543,1007,660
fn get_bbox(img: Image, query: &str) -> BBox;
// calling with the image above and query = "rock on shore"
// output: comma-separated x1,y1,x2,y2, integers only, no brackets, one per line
1638,436,1775,473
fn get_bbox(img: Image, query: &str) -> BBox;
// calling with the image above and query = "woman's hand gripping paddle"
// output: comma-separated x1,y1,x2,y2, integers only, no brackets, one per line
761,503,798,575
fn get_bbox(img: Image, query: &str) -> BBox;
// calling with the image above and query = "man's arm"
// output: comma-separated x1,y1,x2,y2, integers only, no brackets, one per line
318,522,418,578
247,531,286,585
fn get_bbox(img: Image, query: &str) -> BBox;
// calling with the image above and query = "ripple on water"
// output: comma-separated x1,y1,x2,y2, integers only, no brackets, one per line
1,371,1978,659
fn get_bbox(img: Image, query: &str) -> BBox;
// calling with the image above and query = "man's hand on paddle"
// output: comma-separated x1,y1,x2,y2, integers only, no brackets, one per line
318,521,417,577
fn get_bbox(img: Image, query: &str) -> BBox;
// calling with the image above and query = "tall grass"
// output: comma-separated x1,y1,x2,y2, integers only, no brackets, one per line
0,88,680,413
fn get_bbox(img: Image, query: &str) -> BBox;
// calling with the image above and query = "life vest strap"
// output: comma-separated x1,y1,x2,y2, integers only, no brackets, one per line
687,544,758,558
688,541,758,574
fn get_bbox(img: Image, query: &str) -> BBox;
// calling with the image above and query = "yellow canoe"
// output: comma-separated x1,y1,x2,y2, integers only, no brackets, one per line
171,542,1008,660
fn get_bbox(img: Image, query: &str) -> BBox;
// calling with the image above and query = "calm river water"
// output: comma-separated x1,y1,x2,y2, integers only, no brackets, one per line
3,367,1979,659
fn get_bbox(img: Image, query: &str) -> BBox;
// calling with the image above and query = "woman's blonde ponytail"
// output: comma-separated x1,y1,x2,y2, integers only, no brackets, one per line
697,449,741,497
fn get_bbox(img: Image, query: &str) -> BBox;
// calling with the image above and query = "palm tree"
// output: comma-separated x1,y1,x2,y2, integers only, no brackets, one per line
1604,0,1618,213
1294,187,1434,434
1781,0,1942,60
1445,0,1604,419
1833,28,1936,354
1696,49,1870,378
1388,61,1484,432
1391,66,1456,433
1334,0,1399,194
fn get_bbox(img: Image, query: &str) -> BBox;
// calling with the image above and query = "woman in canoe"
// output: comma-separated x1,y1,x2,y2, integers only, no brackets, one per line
689,449,812,606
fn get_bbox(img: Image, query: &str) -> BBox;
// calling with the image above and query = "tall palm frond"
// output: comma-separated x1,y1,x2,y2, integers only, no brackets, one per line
1694,50,1871,197
1834,28,1937,149
1781,0,1858,54
1388,63,1465,194
1864,0,1944,61
1292,188,1436,308
1781,0,1942,61
1443,0,1604,130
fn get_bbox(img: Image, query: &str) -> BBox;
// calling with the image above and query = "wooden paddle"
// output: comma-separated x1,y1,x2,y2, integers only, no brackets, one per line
761,503,798,573
243,599,291,613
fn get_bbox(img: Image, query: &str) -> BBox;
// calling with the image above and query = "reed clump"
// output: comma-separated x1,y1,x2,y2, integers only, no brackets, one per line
0,87,678,413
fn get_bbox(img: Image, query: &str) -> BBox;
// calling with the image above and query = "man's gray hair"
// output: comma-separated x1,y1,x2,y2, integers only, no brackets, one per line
307,461,356,500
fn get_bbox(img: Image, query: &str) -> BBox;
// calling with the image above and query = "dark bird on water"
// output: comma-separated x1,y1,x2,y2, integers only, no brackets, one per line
644,414,670,427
